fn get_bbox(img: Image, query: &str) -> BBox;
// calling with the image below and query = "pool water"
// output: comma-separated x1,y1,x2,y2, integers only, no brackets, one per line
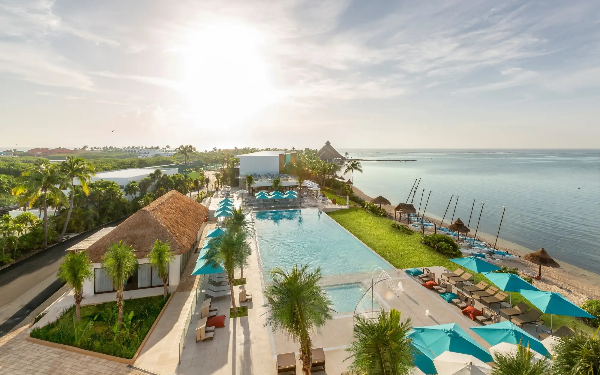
254,209,392,279
324,283,381,314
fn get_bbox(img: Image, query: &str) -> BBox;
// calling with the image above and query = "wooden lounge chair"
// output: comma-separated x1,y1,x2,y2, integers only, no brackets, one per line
442,268,464,279
464,281,488,294
434,282,452,295
512,310,544,327
475,306,497,325
449,272,473,285
277,352,296,374
500,302,530,320
538,325,574,340
418,268,433,281
239,288,253,303
196,318,214,342
481,291,508,307
452,292,471,310
472,286,499,299
311,347,326,372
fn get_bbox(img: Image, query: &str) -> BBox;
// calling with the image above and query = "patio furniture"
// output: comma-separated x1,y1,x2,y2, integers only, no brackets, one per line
475,306,499,325
205,289,231,298
311,347,326,372
511,310,544,327
452,292,471,310
239,288,253,303
418,268,433,281
442,268,464,280
277,352,296,374
464,281,488,294
196,317,214,342
500,302,530,320
448,272,473,286
433,281,452,295
538,325,574,340
472,286,499,299
481,291,509,307
201,299,218,319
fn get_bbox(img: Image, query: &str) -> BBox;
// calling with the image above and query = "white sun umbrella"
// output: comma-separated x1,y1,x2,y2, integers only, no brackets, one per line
541,336,561,356
489,342,545,362
433,352,492,375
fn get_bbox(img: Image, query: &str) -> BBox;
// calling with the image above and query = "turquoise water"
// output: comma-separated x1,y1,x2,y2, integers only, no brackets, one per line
342,149,600,274
254,209,392,278
324,283,381,314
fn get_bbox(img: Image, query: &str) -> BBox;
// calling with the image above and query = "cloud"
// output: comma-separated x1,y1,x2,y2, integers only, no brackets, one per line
453,68,539,95
90,71,181,90
544,67,600,93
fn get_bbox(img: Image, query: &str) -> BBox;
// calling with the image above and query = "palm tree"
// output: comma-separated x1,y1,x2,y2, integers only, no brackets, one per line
552,328,600,375
225,209,253,279
148,240,174,299
264,265,333,375
101,241,138,330
492,344,551,375
124,181,139,199
272,177,283,192
205,230,249,313
12,159,67,247
149,169,162,183
175,145,198,165
344,160,363,183
57,251,93,321
245,174,254,193
346,309,414,375
138,177,152,195
59,157,95,242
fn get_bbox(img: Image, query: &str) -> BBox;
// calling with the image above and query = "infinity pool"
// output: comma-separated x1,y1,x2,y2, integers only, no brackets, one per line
254,209,392,279
324,283,381,314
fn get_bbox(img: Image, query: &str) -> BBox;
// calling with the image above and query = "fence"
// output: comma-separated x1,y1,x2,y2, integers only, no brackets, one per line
177,277,201,363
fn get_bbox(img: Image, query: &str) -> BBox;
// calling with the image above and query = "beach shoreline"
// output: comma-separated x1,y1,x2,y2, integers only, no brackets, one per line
351,185,600,305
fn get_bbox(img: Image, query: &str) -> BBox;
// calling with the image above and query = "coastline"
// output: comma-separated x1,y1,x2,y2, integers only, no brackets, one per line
351,185,600,305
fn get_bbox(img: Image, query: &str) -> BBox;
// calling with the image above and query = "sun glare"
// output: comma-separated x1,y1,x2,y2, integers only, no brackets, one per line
180,21,280,129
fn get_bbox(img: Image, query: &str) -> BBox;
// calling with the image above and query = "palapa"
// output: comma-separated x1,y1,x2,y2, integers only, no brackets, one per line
394,203,416,222
371,196,391,208
524,248,560,279
448,218,470,233
346,179,353,185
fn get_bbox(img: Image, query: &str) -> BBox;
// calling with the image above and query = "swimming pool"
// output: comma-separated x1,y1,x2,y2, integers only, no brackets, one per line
324,283,381,314
254,209,392,279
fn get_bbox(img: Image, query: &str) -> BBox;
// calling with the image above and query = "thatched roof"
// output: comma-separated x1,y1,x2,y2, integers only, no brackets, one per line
346,179,353,185
371,196,391,205
317,141,344,162
448,218,470,233
86,191,208,263
524,248,560,268
395,203,416,213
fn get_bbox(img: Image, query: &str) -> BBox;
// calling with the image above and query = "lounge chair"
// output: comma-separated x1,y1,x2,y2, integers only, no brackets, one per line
277,352,296,374
538,325,574,340
512,310,544,327
475,306,498,325
311,347,326,372
434,282,452,295
196,318,214,342
442,268,465,279
500,302,530,320
464,281,489,294
205,289,230,298
201,299,218,319
452,292,471,310
449,272,473,285
472,286,499,299
418,268,433,280
239,288,253,303
481,291,508,307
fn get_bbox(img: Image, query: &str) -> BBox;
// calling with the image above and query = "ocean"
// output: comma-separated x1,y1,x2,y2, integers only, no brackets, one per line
340,149,600,275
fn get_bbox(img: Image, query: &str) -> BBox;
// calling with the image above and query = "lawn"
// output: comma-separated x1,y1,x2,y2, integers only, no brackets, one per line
327,208,595,335
30,295,169,359
187,171,201,179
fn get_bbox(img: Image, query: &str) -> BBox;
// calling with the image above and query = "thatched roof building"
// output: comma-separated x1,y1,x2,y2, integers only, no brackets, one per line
371,196,391,207
524,248,560,278
86,191,208,263
395,203,416,214
317,141,345,162
448,218,470,234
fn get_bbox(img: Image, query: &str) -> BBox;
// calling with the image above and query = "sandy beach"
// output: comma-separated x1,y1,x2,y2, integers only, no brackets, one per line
351,185,600,305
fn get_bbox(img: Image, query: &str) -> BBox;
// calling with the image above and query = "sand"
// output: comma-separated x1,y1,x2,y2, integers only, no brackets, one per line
351,185,600,305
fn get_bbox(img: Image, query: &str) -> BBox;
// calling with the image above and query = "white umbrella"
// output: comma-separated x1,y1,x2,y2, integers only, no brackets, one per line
489,342,545,362
433,352,492,375
541,336,561,356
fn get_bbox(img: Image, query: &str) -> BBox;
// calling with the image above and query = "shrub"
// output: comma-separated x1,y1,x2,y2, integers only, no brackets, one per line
422,234,461,257
580,300,600,328
391,222,414,235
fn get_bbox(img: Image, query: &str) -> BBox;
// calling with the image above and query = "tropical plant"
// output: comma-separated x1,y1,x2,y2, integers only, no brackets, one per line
245,174,254,193
581,300,600,328
344,160,363,183
149,169,162,183
148,240,174,299
346,309,414,375
175,145,198,164
101,241,138,330
264,265,333,375
59,157,95,241
492,344,551,375
422,234,461,257
12,159,67,247
124,181,139,199
225,209,253,279
57,251,93,321
138,177,152,195
553,328,600,375
272,177,283,192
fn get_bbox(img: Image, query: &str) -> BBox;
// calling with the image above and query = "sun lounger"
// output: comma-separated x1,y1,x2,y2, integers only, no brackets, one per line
500,302,530,320
481,291,508,307
311,347,326,372
277,352,296,374
449,272,473,285
475,307,498,325
472,286,499,299
205,289,230,298
512,310,544,327
206,285,230,293
452,292,471,309
538,325,574,340
239,288,253,303
418,268,433,280
196,317,214,342
464,281,488,293
434,282,452,295
442,268,464,279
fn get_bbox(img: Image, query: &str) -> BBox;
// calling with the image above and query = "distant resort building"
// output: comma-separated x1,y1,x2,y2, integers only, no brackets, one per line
26,148,76,157
0,151,14,157
79,167,179,190
122,148,176,158
237,150,298,189
317,141,345,163
77,191,208,297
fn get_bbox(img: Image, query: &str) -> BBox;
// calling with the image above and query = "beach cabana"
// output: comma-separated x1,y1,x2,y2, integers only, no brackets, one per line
433,351,492,375
471,321,549,357
371,196,391,208
448,218,470,240
481,272,539,304
346,179,353,185
206,228,226,238
395,203,416,222
524,248,560,279
450,256,501,273
518,289,596,331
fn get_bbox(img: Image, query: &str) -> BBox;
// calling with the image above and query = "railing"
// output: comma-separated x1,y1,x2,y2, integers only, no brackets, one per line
178,282,199,363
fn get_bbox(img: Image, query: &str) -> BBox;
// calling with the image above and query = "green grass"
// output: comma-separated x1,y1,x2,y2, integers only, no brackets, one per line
321,188,358,206
230,306,248,318
188,171,201,179
232,278,247,286
327,208,595,335
30,295,169,358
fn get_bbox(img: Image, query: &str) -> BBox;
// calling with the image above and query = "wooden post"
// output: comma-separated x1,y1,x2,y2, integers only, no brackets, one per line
410,178,421,203
493,206,506,249
406,178,418,203
450,196,459,223
474,203,485,240
441,195,454,226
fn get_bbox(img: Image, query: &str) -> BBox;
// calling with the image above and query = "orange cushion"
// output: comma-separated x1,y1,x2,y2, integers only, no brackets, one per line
462,306,482,321
207,315,226,328
423,281,438,289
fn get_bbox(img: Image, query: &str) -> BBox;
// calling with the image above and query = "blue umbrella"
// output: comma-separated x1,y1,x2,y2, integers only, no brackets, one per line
198,247,209,259
192,260,224,275
408,323,493,366
481,272,539,304
450,256,501,273
270,192,284,198
206,228,226,238
255,191,268,197
215,210,232,218
471,321,549,357
257,194,270,200
215,206,233,214
410,332,437,374
218,201,234,207
519,289,596,331
201,240,213,250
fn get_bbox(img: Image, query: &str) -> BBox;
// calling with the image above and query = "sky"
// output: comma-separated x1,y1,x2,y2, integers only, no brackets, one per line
1,0,599,150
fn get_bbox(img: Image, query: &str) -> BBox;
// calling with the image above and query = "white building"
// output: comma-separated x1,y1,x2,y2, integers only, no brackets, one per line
77,191,207,297
87,167,178,189
122,148,176,158
237,151,298,188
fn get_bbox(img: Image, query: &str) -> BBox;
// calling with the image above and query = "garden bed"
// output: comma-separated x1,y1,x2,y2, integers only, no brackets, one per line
30,295,170,359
